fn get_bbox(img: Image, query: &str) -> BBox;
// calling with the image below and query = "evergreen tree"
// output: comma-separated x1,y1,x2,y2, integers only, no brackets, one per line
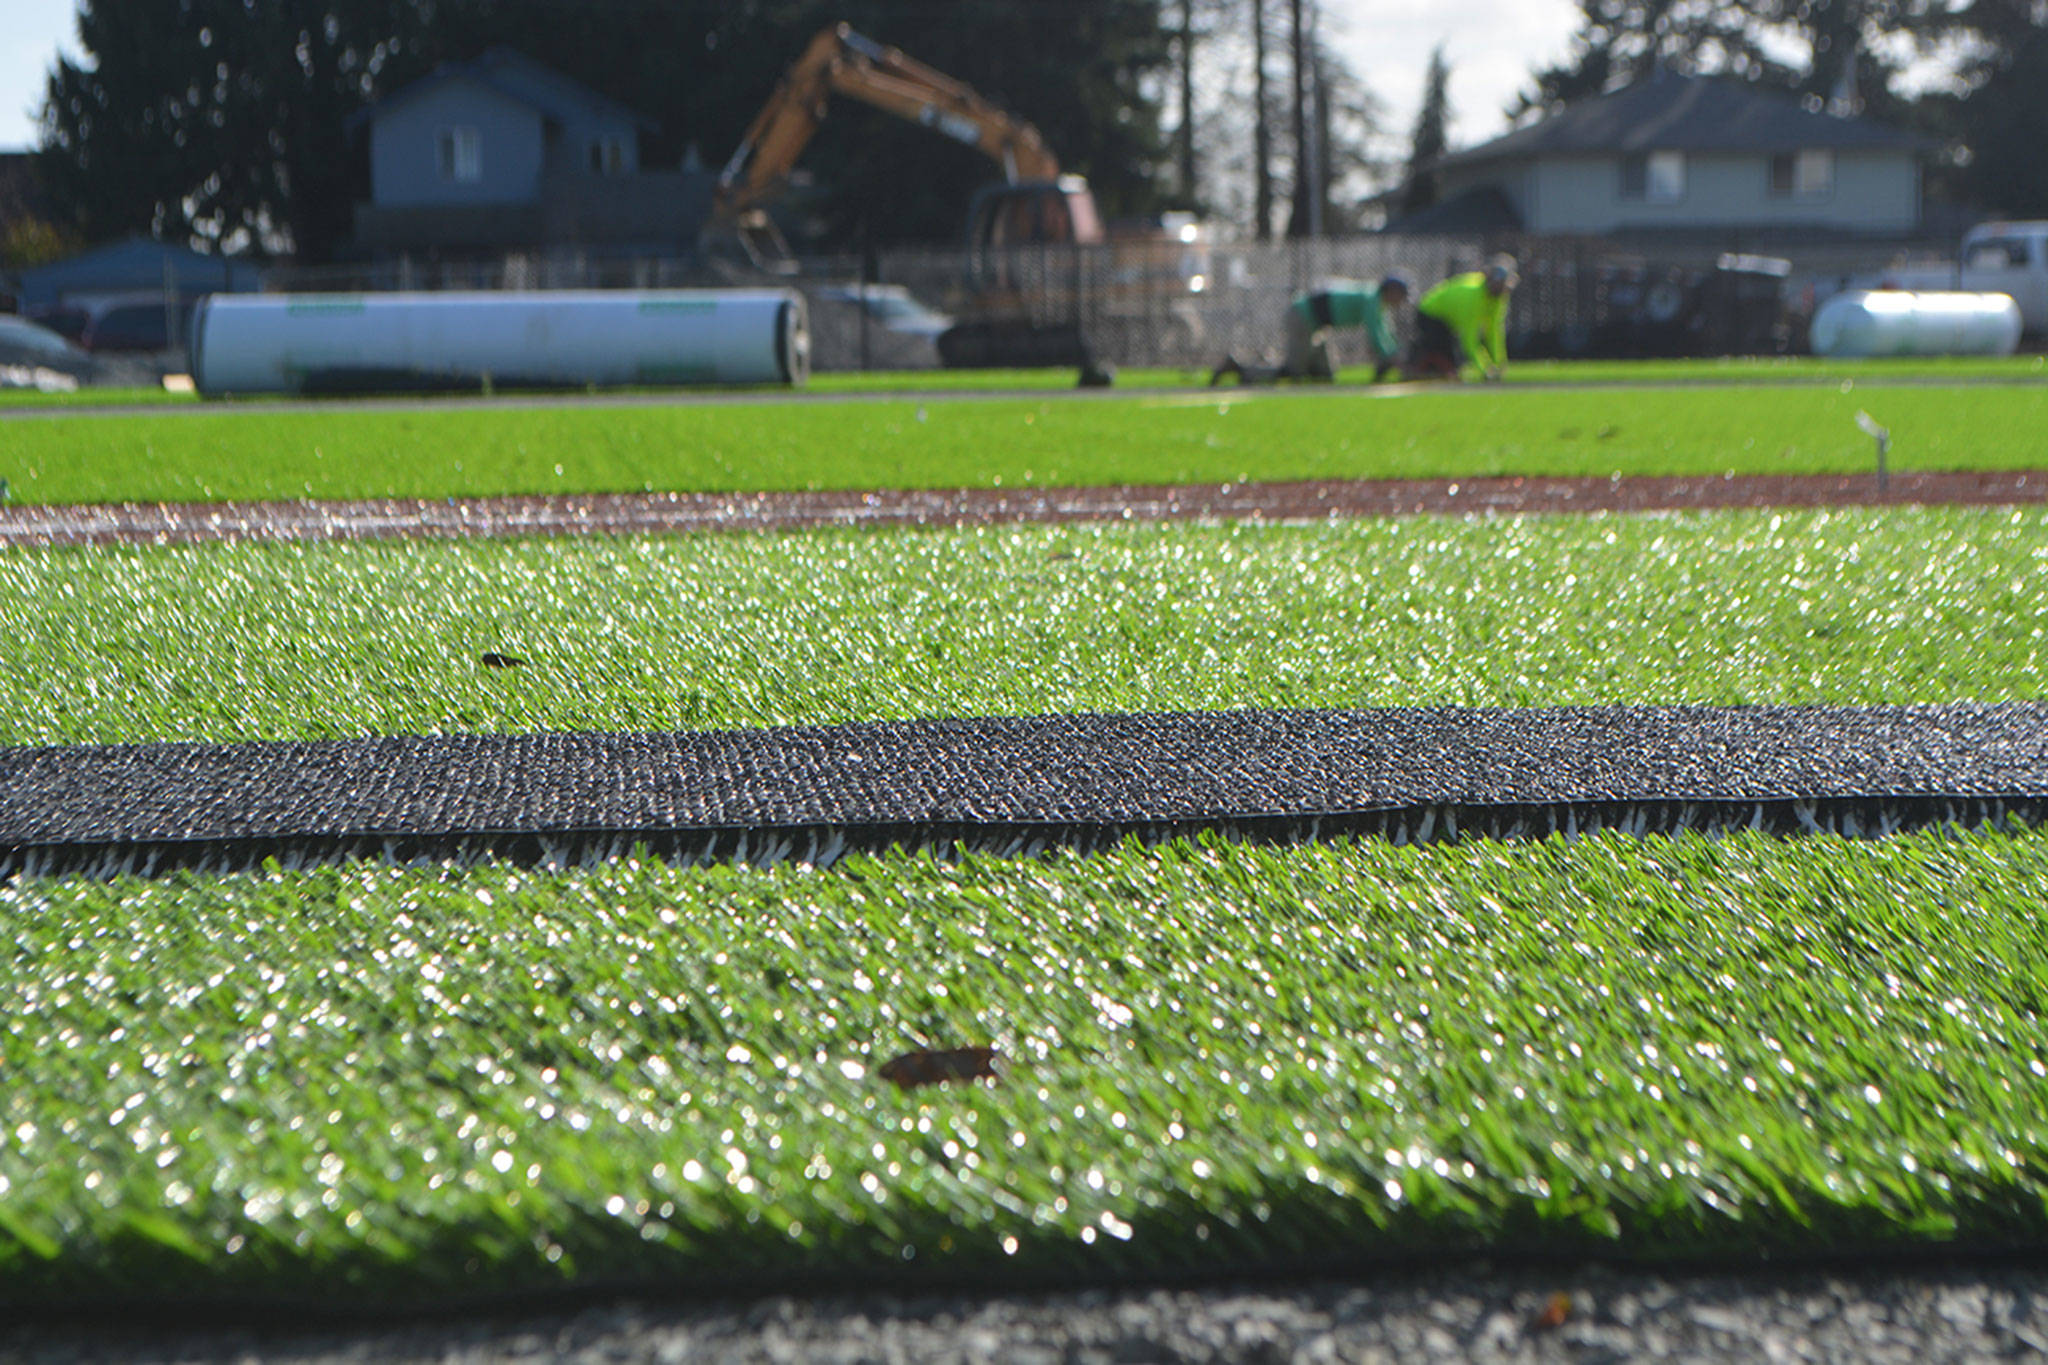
1175,0,1199,206
1251,0,1274,238
1515,0,1969,121
1284,0,1312,237
39,0,428,258
1401,45,1450,215
1311,32,1391,232
1761,0,1971,119
1949,4,2048,214
1513,0,1793,119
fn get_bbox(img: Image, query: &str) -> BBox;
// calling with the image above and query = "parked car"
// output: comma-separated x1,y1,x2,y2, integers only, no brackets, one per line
815,284,952,339
31,293,196,353
1511,255,1791,360
1868,221,2048,336
0,312,96,384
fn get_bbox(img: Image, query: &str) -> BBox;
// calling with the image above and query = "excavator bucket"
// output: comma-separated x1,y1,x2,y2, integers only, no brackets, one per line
697,210,800,277
735,214,800,276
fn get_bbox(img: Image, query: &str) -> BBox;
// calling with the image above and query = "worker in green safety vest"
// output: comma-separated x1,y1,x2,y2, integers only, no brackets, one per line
1209,275,1410,386
1408,254,1518,381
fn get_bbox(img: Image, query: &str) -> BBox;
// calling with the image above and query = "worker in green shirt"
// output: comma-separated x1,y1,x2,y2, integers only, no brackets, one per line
1408,254,1518,381
1209,275,1410,385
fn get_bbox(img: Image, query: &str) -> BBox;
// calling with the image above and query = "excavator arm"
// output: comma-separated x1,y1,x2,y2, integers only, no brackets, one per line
713,24,1064,226
710,23,1120,380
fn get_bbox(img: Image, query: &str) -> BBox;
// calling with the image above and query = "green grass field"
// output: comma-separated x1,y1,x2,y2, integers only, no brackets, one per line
0,384,188,410
5,358,2048,1307
1501,354,2048,385
3,509,2042,744
3,826,2046,1303
2,353,2046,413
5,381,2047,506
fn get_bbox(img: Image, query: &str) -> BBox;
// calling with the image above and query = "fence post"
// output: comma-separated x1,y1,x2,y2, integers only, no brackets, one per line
860,227,876,373
162,257,179,367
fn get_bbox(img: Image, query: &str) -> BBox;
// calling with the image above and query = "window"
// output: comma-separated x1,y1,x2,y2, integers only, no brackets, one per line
437,126,481,183
588,135,628,175
1768,149,1834,199
1620,150,1685,203
1966,236,2032,269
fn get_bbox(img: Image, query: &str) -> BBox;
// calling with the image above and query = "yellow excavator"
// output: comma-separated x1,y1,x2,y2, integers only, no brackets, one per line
707,23,1120,374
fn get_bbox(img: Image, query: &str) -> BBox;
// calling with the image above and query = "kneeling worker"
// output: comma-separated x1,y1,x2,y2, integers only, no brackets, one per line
1409,254,1518,381
1210,275,1410,385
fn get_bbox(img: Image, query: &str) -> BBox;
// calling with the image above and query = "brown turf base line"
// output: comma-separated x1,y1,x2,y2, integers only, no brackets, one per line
0,470,2043,548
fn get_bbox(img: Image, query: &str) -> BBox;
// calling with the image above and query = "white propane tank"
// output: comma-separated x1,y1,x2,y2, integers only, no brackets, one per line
189,289,809,395
1808,289,2022,358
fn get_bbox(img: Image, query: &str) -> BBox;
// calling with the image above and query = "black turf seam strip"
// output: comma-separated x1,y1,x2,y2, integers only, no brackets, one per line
4,703,2045,876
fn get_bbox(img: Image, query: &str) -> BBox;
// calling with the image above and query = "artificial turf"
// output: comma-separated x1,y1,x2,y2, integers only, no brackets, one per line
4,354,2048,414
0,385,189,410
5,380,2048,506
2,825,2045,1306
2,508,2043,745
6,366,2047,1305
1497,354,2048,385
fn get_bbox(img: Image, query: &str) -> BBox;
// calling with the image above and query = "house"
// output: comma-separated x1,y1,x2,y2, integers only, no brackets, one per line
1396,69,1926,241
348,47,713,256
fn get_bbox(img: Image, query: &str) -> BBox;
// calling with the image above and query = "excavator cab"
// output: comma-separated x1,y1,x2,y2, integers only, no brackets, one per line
962,176,1102,292
943,176,1111,379
712,24,1114,380
968,177,1102,249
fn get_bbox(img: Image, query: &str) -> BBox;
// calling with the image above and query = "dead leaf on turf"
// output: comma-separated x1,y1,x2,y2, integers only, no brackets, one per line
1530,1291,1574,1330
877,1046,1001,1090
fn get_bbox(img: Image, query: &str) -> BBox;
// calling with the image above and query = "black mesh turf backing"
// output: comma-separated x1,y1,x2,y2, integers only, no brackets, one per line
4,703,2046,875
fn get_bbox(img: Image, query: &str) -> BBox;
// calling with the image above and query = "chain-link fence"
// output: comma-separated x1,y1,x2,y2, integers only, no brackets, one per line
824,232,1808,371
778,236,1491,373
260,231,1936,374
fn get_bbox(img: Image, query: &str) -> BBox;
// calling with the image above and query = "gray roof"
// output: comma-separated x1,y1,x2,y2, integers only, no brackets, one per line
1383,185,1524,235
348,47,652,132
1440,69,1925,170
12,236,264,307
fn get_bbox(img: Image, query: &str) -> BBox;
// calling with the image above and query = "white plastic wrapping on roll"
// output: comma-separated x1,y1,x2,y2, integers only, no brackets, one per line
190,289,809,395
1809,289,2022,359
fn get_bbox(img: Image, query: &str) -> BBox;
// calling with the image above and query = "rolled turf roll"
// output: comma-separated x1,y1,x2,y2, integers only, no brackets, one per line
188,289,810,396
4,703,2045,876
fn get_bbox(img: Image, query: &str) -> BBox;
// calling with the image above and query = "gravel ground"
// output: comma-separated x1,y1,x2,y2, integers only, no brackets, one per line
9,1262,2048,1362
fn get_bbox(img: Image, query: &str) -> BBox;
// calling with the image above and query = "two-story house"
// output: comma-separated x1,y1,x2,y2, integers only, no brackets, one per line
348,47,712,256
1397,68,1926,241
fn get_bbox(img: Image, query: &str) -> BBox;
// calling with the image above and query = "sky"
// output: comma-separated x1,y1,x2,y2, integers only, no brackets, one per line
1326,0,1582,146
1,0,75,150
0,0,1581,155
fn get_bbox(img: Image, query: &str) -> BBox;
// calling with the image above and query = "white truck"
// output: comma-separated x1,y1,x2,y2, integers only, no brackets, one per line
1872,221,2048,336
